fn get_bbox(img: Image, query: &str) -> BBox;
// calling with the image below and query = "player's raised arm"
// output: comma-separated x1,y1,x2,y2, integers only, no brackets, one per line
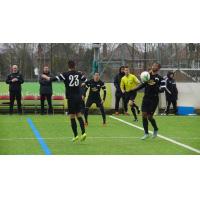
131,82,146,92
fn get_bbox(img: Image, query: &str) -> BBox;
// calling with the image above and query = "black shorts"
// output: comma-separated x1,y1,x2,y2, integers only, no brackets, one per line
67,95,82,114
125,91,137,102
142,96,159,114
86,97,102,108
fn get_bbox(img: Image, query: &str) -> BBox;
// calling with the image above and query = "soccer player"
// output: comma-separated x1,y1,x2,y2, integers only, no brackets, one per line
165,71,178,115
132,63,165,140
6,65,24,114
83,72,106,126
114,66,128,115
120,66,140,121
39,65,53,115
42,60,87,142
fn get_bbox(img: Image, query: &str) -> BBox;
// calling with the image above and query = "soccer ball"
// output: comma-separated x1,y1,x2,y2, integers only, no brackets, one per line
140,71,150,82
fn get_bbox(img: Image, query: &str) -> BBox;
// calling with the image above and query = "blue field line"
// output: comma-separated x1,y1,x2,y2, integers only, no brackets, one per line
27,118,52,155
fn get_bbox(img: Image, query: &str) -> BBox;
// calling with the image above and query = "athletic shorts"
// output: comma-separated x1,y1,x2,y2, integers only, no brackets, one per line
86,97,102,108
67,95,82,114
141,96,159,114
125,91,137,102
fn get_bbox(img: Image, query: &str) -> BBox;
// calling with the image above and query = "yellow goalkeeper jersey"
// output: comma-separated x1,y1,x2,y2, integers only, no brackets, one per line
120,74,140,92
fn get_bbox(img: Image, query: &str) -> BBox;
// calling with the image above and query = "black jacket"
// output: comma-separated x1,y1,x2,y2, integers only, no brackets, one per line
114,67,125,93
39,73,53,95
165,72,178,100
6,72,24,92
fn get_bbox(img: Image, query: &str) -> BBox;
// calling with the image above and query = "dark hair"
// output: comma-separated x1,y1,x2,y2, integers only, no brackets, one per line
124,66,129,69
154,62,161,68
68,60,76,69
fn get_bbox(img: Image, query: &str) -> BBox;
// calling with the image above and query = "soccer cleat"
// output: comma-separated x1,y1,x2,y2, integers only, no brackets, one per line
102,122,106,126
124,112,130,116
115,112,119,115
152,130,158,138
72,136,79,142
80,133,87,141
133,119,138,122
141,133,149,140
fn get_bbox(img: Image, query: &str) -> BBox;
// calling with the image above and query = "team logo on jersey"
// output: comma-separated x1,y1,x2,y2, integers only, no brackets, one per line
91,87,98,92
148,79,156,85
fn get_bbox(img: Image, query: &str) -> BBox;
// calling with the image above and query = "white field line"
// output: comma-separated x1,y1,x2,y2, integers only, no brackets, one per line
109,115,200,154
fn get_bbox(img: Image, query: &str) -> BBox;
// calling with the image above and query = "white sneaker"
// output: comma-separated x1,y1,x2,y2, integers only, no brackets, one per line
141,133,149,140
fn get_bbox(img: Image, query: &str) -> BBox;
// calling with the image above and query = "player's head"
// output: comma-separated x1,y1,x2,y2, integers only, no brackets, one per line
12,65,18,73
43,65,49,74
124,66,130,76
68,60,76,70
93,72,100,81
151,62,161,73
167,71,174,79
119,66,125,75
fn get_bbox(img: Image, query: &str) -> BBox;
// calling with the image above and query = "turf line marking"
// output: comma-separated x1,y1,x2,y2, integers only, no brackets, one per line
109,116,200,154
27,118,52,155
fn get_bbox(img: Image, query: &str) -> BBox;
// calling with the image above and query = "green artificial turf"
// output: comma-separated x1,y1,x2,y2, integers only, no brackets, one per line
0,114,199,155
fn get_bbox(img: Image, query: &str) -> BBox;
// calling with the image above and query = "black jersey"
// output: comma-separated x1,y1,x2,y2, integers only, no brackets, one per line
6,72,24,92
85,79,106,100
52,70,87,98
134,72,165,98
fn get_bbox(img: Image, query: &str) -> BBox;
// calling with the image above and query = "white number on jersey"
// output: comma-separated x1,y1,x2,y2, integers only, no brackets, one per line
69,75,79,87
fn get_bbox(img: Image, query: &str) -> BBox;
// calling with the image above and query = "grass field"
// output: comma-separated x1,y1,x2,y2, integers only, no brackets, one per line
0,114,200,155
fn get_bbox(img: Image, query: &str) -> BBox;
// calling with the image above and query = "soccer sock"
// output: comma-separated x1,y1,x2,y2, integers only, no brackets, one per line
131,106,137,120
142,117,149,134
84,108,89,123
78,117,85,135
70,118,78,137
100,106,106,124
148,117,158,131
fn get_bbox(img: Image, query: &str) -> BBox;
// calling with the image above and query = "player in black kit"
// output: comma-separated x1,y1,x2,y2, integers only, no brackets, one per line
132,63,166,140
42,60,87,142
83,72,106,126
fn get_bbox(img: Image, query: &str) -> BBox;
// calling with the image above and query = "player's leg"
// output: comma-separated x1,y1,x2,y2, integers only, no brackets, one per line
129,100,138,121
84,98,92,125
76,112,87,141
40,94,45,115
97,100,106,125
70,114,79,142
141,112,149,140
172,99,177,115
165,99,171,115
67,98,79,141
114,92,121,115
147,98,159,138
123,92,130,115
75,97,86,141
9,91,15,114
131,91,140,114
122,93,128,114
46,94,53,114
16,92,22,114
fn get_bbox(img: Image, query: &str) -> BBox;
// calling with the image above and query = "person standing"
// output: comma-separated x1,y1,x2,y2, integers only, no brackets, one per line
83,72,107,126
165,71,178,115
42,60,87,142
132,63,166,140
6,65,24,114
114,66,128,115
39,66,53,114
120,66,140,122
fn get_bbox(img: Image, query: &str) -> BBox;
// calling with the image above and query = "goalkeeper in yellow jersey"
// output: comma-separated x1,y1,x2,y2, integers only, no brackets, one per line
120,66,140,121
